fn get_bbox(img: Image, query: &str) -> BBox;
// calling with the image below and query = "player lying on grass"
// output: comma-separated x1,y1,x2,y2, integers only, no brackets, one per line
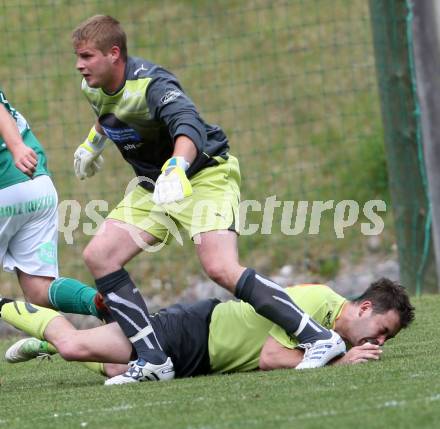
0,278,414,384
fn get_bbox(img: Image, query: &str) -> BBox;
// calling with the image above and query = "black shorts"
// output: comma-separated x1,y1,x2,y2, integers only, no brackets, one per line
149,298,221,378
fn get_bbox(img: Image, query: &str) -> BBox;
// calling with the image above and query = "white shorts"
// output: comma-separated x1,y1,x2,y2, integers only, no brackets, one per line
0,175,59,278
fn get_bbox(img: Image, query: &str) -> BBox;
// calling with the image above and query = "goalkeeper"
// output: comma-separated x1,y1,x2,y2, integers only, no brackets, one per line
71,14,346,384
1,278,414,383
0,87,108,320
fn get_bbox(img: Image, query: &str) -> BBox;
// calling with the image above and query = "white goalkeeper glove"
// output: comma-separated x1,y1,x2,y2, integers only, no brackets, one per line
152,156,192,205
74,126,107,180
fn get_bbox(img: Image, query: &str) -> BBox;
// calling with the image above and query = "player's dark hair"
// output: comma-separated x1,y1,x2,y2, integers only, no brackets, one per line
72,15,127,61
353,277,415,329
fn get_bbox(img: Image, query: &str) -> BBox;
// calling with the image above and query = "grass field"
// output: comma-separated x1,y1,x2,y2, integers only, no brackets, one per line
1,294,440,429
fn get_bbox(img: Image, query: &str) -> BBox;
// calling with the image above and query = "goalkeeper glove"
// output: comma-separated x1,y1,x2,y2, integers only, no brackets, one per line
74,126,107,180
152,156,192,205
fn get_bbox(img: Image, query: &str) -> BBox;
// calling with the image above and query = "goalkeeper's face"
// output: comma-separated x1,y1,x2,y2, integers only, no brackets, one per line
75,40,119,92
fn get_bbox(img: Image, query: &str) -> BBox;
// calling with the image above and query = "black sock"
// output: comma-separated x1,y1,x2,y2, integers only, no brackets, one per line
234,268,332,344
95,268,167,364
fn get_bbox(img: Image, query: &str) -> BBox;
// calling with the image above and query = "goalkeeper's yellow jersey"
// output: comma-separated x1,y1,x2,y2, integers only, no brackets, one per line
208,284,346,373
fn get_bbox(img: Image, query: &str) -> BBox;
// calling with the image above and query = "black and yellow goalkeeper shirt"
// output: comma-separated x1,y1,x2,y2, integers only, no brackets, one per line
81,57,230,190
208,284,346,373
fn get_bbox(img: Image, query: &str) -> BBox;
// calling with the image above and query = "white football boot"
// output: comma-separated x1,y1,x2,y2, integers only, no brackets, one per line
105,357,175,385
295,330,346,369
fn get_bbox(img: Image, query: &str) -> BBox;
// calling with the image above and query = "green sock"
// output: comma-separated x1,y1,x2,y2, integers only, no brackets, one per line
48,277,100,318
40,340,57,355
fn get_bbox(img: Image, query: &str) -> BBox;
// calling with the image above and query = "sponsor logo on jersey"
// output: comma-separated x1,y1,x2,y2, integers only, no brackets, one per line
123,143,138,150
160,89,182,105
324,311,333,327
101,125,142,146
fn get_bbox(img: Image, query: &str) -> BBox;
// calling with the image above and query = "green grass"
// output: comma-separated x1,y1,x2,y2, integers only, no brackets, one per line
1,294,440,429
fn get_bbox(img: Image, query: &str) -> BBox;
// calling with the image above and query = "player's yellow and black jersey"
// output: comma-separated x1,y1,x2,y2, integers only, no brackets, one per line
131,285,345,378
0,89,49,190
208,284,346,373
81,56,229,190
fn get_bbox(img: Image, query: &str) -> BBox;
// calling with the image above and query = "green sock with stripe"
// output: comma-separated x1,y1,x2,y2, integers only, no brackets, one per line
48,277,100,318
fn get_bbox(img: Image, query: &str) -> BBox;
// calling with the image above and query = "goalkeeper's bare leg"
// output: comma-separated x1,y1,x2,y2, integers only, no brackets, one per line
195,230,345,368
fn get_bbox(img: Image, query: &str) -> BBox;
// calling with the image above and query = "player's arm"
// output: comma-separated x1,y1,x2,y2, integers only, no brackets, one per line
73,120,108,180
259,335,304,370
262,287,335,369
173,134,197,164
94,121,105,135
147,76,206,158
0,103,37,177
330,343,382,366
147,76,204,204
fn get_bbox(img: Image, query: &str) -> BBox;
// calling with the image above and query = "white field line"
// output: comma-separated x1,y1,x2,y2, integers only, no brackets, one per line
1,393,440,427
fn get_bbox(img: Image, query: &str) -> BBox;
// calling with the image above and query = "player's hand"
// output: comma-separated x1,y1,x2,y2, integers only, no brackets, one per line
152,156,192,205
74,145,104,180
333,343,382,365
12,144,38,178
73,127,107,180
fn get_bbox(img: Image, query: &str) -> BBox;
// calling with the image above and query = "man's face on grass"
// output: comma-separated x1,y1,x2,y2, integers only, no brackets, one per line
348,301,401,347
74,40,118,91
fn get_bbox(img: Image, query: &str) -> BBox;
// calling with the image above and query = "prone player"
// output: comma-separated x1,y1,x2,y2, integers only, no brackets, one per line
1,278,414,383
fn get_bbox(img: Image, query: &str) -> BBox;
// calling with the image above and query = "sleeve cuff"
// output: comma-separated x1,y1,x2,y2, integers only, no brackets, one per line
174,124,204,152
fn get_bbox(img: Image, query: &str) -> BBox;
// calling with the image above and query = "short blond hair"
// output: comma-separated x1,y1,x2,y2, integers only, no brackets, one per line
72,15,127,61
